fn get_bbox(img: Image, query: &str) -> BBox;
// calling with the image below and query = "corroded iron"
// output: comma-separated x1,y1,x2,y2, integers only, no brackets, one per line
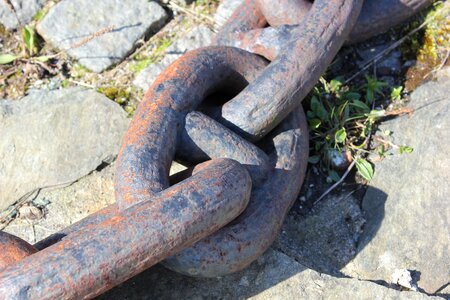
115,47,268,210
0,0,434,298
219,0,433,60
215,0,364,141
0,232,37,271
115,46,308,276
178,111,272,186
0,159,251,299
164,105,308,276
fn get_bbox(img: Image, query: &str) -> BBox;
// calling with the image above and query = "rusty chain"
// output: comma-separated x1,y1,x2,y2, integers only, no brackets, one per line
0,0,432,298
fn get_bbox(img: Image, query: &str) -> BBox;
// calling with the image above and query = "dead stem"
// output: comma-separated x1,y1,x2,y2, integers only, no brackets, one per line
68,25,115,50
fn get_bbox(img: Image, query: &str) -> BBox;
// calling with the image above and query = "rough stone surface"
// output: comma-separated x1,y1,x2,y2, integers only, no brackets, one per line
3,164,116,243
3,161,187,243
0,0,45,29
343,75,450,294
214,0,243,27
134,25,214,91
101,249,438,299
274,193,366,276
0,87,129,211
37,0,168,72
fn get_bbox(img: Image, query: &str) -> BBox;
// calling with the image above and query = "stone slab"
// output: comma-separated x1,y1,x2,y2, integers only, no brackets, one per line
342,74,450,294
37,0,168,72
0,87,129,211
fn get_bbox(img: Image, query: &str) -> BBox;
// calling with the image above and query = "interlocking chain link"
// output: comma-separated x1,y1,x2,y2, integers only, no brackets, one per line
0,0,433,298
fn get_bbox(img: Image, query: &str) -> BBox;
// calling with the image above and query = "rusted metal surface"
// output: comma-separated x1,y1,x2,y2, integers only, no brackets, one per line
111,45,309,277
163,105,308,277
215,0,363,141
348,0,434,43
0,232,37,271
0,159,251,299
0,0,434,297
257,0,312,28
115,46,267,210
178,111,271,186
220,0,433,60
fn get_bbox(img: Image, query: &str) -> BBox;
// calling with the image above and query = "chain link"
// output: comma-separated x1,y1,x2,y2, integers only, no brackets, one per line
0,0,433,298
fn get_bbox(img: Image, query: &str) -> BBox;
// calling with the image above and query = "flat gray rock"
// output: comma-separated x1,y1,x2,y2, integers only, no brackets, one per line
0,0,45,29
214,0,243,27
134,25,214,91
274,193,365,276
101,249,438,299
0,87,129,211
343,74,450,293
3,164,116,243
37,0,168,72
3,161,186,243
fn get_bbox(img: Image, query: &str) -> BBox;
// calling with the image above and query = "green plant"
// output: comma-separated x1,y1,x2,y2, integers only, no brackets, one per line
306,76,413,182
130,38,173,73
390,86,403,101
355,158,374,181
0,24,49,64
32,6,49,22
22,25,38,56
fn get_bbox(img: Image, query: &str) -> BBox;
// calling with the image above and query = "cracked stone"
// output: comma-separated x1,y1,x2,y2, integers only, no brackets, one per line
37,0,168,72
342,72,450,294
101,249,439,299
3,161,187,243
0,87,129,211
274,193,365,276
3,164,116,243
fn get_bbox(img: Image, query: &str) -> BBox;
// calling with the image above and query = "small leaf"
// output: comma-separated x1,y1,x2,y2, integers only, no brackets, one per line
399,145,413,154
311,96,328,121
329,78,343,92
377,144,386,158
309,118,321,129
307,110,315,119
350,99,370,113
337,102,348,118
319,77,329,93
335,128,347,144
383,129,392,136
390,86,403,101
355,158,374,181
22,26,37,56
308,155,320,164
35,55,49,62
345,92,361,101
367,109,386,123
366,89,374,103
0,54,18,64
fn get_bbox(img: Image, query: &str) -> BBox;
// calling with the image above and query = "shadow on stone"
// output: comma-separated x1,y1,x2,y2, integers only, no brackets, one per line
98,187,387,299
98,250,307,300
274,186,387,277
356,186,387,254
